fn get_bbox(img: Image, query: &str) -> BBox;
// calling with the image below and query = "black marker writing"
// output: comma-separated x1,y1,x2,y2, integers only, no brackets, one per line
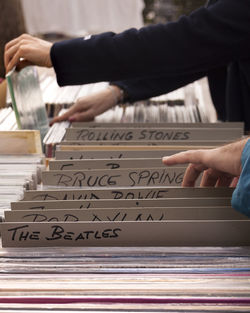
8,225,40,241
128,169,184,186
139,130,190,141
54,172,121,187
45,225,122,241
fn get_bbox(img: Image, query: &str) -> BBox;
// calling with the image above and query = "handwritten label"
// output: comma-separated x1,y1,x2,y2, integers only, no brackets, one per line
55,149,182,160
23,187,234,201
65,128,243,142
49,158,168,171
29,191,101,201
7,224,121,243
42,168,185,187
11,197,232,211
25,189,169,201
73,129,190,141
2,220,250,247
5,208,168,223
5,206,245,223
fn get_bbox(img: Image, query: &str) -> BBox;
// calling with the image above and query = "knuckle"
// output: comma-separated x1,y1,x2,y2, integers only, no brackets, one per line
184,150,193,158
4,49,9,57
19,44,27,53
187,163,203,176
188,163,197,170
19,46,25,53
21,33,29,39
204,168,214,176
76,97,86,106
88,108,95,118
20,39,26,45
76,97,84,105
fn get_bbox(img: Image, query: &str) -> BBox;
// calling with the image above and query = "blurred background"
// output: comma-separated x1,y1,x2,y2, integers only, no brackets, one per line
144,0,206,23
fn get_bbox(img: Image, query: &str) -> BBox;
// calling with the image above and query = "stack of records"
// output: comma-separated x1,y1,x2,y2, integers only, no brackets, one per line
39,71,213,123
0,130,45,219
0,107,17,131
0,246,250,312
39,72,109,119
96,82,211,124
43,110,70,157
0,154,45,219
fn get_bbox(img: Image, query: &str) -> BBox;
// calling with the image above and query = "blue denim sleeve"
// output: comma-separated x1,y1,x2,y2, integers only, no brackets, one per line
231,139,250,217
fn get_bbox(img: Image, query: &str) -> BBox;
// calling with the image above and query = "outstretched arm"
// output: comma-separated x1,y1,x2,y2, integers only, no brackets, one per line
50,0,250,86
5,1,250,85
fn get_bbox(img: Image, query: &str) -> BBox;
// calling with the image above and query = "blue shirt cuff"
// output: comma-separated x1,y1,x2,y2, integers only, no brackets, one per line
231,139,250,217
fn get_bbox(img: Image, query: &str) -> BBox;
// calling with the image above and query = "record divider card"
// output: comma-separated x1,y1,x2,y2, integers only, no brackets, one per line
1,122,249,247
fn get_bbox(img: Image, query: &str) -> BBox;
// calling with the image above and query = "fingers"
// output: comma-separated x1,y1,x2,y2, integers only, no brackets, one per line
162,150,205,167
50,108,77,125
200,169,234,187
163,140,247,179
50,109,94,125
5,34,32,52
181,166,234,187
162,150,235,187
50,115,66,125
50,100,93,125
4,42,18,70
163,150,207,187
182,163,208,187
6,48,30,73
230,177,239,188
5,50,20,74
5,34,33,72
200,169,220,187
215,175,234,187
5,42,24,73
4,34,52,72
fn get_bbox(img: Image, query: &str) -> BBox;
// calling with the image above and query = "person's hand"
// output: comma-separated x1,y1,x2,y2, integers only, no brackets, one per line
162,138,249,187
4,34,52,73
51,85,123,124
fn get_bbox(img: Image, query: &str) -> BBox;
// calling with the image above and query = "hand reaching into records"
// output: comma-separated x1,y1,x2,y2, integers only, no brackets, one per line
162,138,249,187
50,85,123,124
4,34,52,73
